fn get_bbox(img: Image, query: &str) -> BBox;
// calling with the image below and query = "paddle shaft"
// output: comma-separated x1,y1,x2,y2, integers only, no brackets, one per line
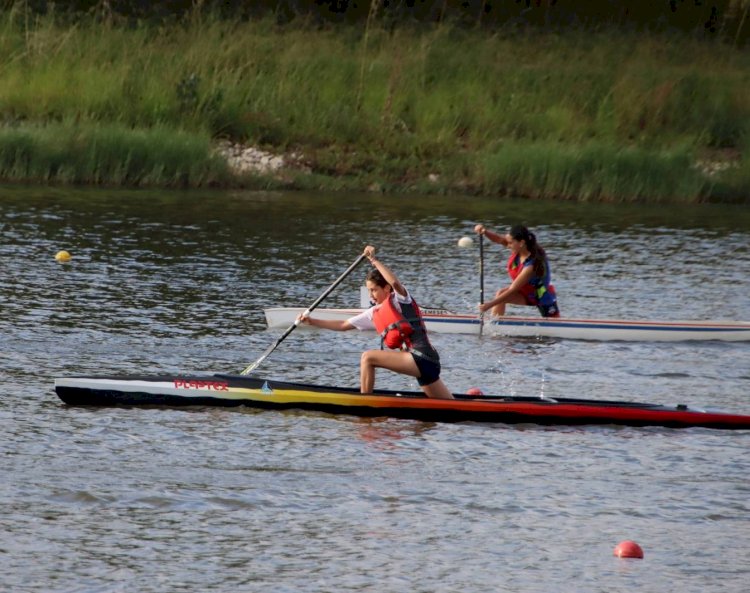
479,232,485,305
479,232,485,334
240,253,368,375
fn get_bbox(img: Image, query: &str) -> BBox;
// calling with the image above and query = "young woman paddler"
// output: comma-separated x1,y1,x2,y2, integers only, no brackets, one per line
298,245,454,399
474,224,560,318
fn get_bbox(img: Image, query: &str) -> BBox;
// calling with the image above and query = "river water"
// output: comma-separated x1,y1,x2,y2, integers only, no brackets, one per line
2,185,749,593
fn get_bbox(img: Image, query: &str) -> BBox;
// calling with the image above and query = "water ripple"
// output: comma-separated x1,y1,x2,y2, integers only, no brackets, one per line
1,188,749,593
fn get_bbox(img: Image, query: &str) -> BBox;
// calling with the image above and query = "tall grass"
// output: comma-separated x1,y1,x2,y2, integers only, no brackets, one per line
0,7,749,200
0,123,230,186
479,142,704,203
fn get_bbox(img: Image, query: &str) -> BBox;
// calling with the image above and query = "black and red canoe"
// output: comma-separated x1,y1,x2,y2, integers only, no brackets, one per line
54,374,750,430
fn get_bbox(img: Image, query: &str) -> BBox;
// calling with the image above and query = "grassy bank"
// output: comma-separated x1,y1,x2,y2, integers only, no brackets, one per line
0,123,230,186
1,8,749,202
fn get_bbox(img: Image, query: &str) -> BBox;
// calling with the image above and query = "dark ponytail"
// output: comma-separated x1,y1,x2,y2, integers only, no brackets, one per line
509,225,547,278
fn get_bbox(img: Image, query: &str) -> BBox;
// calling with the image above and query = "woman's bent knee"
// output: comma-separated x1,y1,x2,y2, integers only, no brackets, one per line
361,350,376,366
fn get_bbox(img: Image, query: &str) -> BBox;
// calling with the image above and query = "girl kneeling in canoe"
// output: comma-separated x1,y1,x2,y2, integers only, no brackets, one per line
298,246,454,399
474,223,560,318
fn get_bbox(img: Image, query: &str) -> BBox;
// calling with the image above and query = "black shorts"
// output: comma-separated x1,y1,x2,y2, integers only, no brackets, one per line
411,352,441,386
536,301,560,318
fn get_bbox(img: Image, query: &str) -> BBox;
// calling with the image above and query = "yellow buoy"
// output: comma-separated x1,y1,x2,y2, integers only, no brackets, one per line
55,250,72,262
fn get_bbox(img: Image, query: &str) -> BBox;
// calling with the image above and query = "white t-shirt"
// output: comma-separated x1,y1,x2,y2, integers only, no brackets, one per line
347,290,412,331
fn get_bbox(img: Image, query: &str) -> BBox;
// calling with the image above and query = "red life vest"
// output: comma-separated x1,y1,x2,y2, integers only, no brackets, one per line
507,253,536,300
371,294,414,350
507,253,556,302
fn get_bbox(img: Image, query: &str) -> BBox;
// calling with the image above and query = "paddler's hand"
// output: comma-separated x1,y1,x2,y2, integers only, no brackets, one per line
364,245,376,261
479,302,492,314
296,312,311,325
474,224,486,236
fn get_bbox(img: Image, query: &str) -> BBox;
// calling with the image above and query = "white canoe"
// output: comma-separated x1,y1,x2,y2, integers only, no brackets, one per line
263,306,750,342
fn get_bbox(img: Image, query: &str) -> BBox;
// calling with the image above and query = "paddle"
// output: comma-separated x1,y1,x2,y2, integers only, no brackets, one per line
479,232,485,334
240,253,368,375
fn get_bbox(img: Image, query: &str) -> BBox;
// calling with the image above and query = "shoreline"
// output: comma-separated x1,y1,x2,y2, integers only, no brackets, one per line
215,141,741,183
0,123,744,203
211,141,743,203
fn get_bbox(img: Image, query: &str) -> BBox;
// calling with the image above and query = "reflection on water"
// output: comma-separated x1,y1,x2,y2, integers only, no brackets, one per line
352,417,438,449
1,185,749,593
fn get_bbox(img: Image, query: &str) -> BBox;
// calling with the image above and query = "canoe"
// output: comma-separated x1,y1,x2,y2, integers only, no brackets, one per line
264,306,750,342
54,374,750,430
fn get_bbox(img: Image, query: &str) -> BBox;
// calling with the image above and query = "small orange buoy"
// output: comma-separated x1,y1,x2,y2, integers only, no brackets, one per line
614,540,644,559
466,387,484,396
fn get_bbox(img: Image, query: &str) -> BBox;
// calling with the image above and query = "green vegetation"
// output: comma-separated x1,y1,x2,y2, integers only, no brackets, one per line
1,5,750,202
0,123,230,186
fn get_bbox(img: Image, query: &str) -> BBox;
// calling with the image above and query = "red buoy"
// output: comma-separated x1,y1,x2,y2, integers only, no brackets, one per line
466,387,484,396
613,540,644,559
